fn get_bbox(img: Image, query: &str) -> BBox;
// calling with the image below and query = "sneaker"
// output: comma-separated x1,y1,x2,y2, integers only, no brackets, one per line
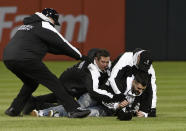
48,110,54,117
68,108,90,118
53,112,60,117
5,107,20,116
30,110,39,117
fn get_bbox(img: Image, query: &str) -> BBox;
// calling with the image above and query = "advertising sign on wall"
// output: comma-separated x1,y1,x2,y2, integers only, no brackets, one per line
0,0,125,60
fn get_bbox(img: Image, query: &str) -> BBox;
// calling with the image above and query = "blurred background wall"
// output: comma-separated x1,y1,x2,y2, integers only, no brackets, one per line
126,0,186,61
0,0,186,61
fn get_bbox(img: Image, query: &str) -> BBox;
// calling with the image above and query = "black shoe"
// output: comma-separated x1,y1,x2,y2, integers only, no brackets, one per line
22,97,36,115
68,108,91,118
5,107,20,116
148,108,156,117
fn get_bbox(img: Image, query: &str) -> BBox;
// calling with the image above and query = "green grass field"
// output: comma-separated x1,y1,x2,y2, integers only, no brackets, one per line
0,61,186,131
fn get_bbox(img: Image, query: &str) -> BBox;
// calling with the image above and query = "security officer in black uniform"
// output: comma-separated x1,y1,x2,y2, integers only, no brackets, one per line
3,8,90,118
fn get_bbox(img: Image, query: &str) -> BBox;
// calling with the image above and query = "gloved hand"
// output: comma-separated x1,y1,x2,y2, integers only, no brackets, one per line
148,108,156,117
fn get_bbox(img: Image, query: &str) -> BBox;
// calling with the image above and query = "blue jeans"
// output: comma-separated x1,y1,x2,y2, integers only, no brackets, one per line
40,93,107,117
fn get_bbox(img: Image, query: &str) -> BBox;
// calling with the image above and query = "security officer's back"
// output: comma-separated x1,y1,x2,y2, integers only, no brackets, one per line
3,8,90,118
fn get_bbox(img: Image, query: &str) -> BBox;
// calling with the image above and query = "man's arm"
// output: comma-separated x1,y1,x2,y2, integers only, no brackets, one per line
34,21,82,60
109,66,133,95
138,82,153,117
85,64,116,103
109,53,133,94
148,65,157,109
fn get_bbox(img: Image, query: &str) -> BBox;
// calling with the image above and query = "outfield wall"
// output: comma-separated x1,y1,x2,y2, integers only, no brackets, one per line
126,0,186,61
0,0,125,60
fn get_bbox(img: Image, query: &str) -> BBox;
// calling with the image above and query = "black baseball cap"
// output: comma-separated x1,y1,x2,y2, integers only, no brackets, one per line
42,8,60,25
138,50,153,72
116,109,132,121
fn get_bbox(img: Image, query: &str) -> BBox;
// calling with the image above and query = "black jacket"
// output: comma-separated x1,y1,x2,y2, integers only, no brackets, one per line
3,12,82,61
72,60,114,102
109,51,157,109
103,65,153,113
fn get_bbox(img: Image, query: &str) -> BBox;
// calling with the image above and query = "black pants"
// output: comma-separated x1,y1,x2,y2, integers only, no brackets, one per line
29,67,90,109
4,60,80,114
59,68,88,98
